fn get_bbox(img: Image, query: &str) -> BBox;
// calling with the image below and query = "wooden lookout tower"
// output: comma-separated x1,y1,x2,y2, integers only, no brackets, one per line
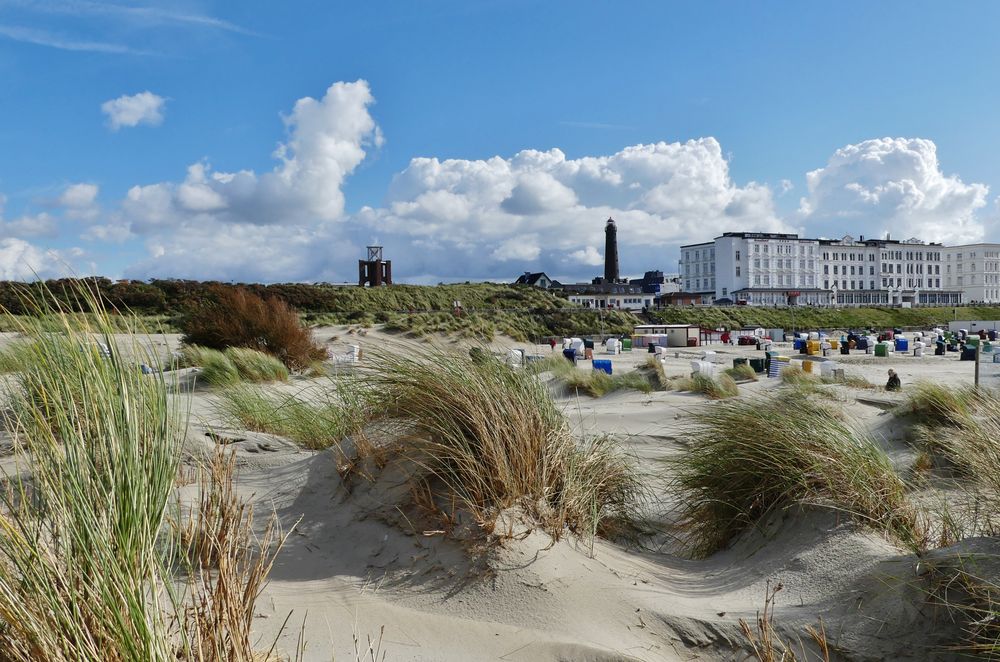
358,245,392,286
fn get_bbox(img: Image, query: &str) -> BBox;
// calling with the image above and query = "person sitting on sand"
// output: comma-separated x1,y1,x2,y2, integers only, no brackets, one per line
885,369,901,392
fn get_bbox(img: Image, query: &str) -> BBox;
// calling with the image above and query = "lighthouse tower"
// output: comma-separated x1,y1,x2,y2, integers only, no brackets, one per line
603,217,620,283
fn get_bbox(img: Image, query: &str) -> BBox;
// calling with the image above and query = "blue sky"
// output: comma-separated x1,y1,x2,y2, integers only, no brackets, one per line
0,1,998,283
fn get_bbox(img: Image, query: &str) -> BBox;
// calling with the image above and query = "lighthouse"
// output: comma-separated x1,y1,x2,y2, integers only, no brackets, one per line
603,217,620,283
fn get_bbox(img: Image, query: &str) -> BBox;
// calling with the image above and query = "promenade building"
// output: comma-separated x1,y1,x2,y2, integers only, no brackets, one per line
680,232,967,307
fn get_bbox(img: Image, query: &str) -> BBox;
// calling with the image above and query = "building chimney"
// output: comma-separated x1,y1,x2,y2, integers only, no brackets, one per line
604,217,620,283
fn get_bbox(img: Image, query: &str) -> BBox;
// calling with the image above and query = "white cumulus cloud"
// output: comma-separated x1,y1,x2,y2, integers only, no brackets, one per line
0,237,68,279
115,80,380,236
101,91,166,130
568,245,604,266
799,137,988,244
358,138,788,281
57,182,100,220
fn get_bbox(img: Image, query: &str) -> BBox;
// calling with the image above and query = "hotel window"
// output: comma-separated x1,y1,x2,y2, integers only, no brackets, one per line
824,280,829,289
842,280,847,290
754,259,760,268
736,266,741,277
870,281,875,290
823,265,829,274
754,244,760,253
736,250,741,261
833,266,838,275
755,275,761,285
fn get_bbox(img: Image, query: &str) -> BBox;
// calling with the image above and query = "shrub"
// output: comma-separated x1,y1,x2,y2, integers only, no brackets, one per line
359,347,643,540
223,347,289,382
180,286,325,370
670,395,916,557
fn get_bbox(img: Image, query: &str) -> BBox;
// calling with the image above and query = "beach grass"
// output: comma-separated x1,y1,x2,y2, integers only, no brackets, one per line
725,363,758,382
0,284,182,660
532,354,654,397
223,346,289,382
0,282,291,661
672,372,739,399
217,380,370,451
182,345,290,387
670,394,916,557
359,347,644,540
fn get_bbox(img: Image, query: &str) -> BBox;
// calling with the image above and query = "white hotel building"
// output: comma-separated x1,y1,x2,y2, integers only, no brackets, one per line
679,232,992,307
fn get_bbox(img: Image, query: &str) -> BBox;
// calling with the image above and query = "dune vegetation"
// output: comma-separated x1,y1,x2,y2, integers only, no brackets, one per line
179,345,291,386
532,355,654,397
357,347,644,540
217,381,371,451
0,284,289,661
671,394,916,558
671,372,740,399
180,286,326,370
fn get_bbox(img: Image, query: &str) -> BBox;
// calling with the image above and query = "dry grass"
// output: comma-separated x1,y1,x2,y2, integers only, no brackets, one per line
740,581,831,662
840,374,878,390
670,394,917,557
177,448,245,571
359,346,644,541
179,447,291,662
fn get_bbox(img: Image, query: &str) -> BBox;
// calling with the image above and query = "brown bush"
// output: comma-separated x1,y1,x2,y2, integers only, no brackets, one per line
180,286,325,370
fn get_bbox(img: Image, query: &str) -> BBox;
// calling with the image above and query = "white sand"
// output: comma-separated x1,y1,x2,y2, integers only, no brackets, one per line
0,325,986,660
